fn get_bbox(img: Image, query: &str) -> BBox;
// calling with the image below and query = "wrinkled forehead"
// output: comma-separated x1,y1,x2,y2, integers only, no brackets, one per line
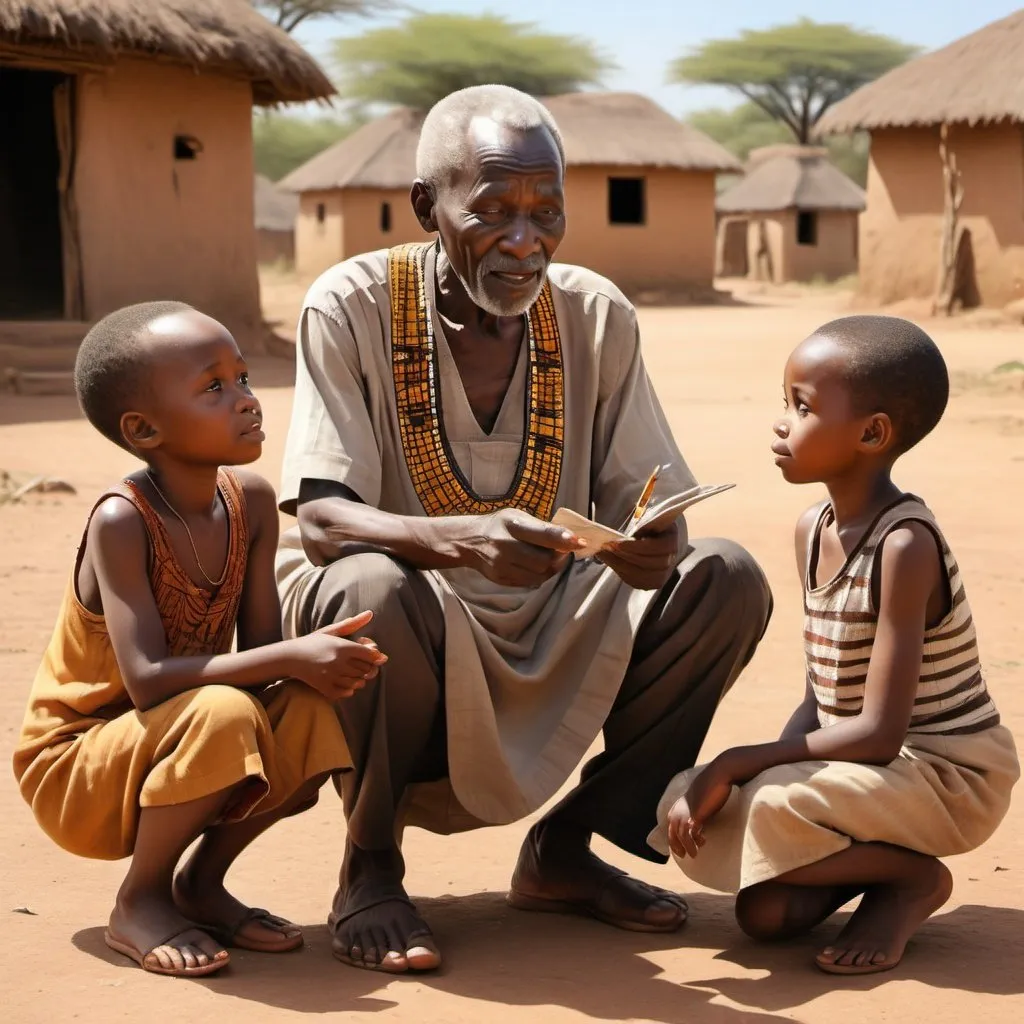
444,116,563,193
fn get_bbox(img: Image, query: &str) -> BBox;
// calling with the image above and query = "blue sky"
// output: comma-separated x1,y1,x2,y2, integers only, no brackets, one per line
294,1,1022,117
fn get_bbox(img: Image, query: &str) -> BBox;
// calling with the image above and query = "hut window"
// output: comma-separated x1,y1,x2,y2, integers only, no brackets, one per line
380,201,392,233
796,211,818,246
608,177,645,225
316,203,326,224
173,134,202,160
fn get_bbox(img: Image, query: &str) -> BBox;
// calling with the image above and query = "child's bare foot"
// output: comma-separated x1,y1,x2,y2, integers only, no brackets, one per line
173,860,302,953
815,859,953,975
107,890,229,977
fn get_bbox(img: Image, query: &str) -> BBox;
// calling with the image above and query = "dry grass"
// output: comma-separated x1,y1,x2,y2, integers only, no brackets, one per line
820,10,1024,131
0,0,333,105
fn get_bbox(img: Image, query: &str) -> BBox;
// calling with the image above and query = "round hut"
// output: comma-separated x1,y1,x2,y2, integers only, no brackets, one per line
818,10,1024,309
715,145,865,284
0,0,332,374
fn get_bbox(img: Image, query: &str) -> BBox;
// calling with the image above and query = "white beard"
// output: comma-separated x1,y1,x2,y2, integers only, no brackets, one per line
441,242,546,317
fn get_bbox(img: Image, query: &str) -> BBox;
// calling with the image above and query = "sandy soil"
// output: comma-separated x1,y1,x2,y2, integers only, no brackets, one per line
2,283,1022,1023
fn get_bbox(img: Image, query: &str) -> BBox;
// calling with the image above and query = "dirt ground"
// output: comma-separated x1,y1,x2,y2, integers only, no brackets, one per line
2,278,1022,1023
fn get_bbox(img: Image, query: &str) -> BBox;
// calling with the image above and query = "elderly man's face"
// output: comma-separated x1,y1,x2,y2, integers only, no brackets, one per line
426,117,566,317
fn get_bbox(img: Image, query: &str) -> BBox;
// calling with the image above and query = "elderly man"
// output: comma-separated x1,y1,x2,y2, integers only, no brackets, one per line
276,85,772,973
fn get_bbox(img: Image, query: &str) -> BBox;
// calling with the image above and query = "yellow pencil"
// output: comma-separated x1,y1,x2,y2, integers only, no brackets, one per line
630,464,662,524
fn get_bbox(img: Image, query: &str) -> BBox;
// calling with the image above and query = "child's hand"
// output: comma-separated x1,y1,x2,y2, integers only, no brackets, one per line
667,761,734,857
288,610,387,701
666,795,705,859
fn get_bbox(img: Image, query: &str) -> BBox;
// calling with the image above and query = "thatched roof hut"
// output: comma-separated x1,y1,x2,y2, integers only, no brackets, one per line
0,0,333,369
282,92,738,192
715,146,863,285
818,10,1024,133
815,11,1024,310
0,0,334,104
717,145,865,215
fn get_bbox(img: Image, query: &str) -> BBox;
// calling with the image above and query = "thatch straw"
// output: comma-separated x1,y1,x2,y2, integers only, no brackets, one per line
0,0,334,105
281,91,739,191
544,93,741,172
819,11,1024,133
280,107,422,191
716,145,865,214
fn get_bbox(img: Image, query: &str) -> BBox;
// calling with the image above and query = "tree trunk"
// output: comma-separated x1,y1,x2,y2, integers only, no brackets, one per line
932,123,966,316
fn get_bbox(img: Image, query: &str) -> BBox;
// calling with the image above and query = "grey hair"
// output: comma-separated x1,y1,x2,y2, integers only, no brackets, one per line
415,85,565,190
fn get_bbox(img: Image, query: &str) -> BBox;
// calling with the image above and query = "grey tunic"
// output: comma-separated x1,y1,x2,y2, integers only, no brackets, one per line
276,247,721,828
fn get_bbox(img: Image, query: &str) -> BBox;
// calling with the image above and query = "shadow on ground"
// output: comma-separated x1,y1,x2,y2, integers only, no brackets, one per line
72,893,1024,1021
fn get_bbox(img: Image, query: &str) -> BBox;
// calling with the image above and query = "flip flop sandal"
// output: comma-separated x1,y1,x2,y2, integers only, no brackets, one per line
195,908,304,953
816,954,901,976
104,927,230,977
330,889,439,973
507,873,689,934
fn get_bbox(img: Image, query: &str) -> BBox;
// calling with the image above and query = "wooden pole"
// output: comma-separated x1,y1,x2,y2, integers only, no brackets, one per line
932,122,965,316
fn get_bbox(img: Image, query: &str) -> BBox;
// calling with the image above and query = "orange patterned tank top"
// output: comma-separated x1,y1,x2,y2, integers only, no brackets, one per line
13,470,249,767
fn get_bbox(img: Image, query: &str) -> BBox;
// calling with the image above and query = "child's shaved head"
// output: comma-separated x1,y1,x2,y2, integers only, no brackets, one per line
74,301,195,451
809,315,949,454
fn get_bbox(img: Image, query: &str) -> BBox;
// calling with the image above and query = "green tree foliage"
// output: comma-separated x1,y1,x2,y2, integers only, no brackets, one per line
671,20,916,143
688,101,870,186
689,104,790,160
253,113,362,181
333,13,611,110
252,1,391,35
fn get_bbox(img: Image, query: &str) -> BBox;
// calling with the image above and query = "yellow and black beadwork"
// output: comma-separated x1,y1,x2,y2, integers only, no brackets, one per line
388,242,564,520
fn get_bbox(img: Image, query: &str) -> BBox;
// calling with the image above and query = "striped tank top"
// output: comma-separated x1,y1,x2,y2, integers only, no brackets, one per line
803,495,1000,737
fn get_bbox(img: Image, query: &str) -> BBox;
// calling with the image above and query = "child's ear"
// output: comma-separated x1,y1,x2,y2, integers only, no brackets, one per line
859,413,894,453
121,412,160,452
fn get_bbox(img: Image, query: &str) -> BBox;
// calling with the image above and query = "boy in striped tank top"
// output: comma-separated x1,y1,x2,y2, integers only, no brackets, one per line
649,315,1018,976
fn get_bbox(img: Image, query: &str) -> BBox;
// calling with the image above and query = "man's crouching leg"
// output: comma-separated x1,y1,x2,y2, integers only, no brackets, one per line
306,553,446,973
510,538,773,932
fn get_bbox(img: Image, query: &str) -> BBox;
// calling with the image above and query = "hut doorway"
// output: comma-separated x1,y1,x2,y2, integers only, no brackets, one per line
717,218,749,277
0,67,67,319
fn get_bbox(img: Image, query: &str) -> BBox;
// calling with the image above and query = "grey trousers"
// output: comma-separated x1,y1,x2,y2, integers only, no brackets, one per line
305,538,772,865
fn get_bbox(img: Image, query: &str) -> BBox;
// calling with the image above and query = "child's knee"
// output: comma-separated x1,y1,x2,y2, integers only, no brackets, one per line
185,685,264,738
264,678,336,726
735,884,787,940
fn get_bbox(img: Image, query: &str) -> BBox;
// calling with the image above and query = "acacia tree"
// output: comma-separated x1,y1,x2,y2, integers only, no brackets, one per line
333,13,611,110
688,102,870,186
250,2,384,180
671,20,916,144
252,1,392,34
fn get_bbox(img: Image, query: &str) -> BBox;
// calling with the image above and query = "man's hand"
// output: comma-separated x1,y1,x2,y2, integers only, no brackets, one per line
597,520,680,591
465,509,585,587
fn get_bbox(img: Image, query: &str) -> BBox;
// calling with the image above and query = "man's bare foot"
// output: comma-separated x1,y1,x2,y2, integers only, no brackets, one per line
174,860,302,952
815,860,953,975
330,844,440,974
736,881,863,941
107,890,228,976
508,821,688,933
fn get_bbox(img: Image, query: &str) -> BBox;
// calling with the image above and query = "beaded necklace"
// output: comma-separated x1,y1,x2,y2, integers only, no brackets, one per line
388,242,564,520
